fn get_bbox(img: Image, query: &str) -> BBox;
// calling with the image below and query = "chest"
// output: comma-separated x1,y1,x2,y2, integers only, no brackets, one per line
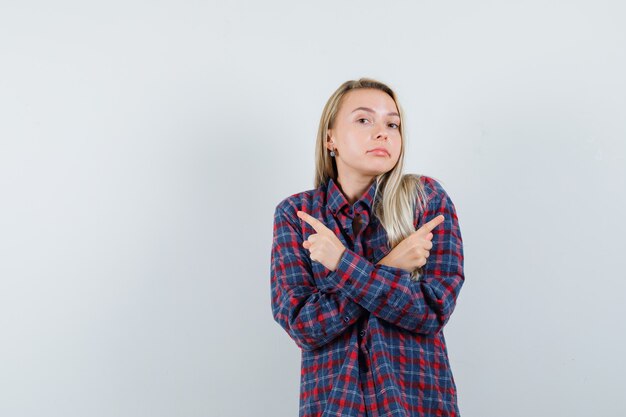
309,211,392,282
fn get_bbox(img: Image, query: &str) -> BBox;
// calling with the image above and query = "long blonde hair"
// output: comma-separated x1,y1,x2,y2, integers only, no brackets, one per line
314,78,430,281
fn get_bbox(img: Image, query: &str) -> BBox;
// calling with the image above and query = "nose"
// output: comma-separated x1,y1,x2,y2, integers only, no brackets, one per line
374,121,390,141
375,128,389,141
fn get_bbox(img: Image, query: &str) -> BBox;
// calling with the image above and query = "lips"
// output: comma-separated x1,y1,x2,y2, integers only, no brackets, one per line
367,147,390,156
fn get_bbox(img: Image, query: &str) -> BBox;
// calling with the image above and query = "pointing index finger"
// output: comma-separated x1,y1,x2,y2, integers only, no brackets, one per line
418,214,445,234
297,210,324,233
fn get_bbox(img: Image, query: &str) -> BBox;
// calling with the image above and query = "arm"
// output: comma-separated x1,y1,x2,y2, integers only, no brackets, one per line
324,188,465,335
270,205,367,351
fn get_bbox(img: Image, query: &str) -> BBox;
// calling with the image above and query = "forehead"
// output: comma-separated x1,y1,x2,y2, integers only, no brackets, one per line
339,88,398,116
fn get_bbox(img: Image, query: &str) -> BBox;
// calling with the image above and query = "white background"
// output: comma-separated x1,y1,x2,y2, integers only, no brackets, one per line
1,1,625,416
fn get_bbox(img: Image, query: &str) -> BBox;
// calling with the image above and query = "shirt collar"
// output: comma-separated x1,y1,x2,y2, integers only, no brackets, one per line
326,177,378,216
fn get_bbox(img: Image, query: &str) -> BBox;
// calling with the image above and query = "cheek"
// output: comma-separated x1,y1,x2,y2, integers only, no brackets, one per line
392,142,403,161
343,136,363,153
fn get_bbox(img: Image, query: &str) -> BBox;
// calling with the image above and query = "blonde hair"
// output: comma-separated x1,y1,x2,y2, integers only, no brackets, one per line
314,77,430,281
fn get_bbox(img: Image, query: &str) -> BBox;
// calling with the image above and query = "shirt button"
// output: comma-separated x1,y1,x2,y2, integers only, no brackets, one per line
343,316,350,323
343,227,350,233
359,330,366,337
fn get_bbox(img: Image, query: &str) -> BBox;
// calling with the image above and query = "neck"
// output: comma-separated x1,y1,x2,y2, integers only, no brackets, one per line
336,174,375,205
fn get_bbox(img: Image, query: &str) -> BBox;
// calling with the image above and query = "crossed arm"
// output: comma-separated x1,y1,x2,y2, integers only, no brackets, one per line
270,188,464,351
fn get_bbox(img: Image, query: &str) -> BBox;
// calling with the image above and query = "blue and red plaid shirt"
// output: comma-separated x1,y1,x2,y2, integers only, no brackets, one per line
270,175,465,417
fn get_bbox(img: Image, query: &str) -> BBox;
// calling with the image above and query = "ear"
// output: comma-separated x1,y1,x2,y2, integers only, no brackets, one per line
326,129,334,150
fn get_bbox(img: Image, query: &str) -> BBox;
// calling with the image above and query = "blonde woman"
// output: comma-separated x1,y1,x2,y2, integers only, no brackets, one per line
270,77,465,417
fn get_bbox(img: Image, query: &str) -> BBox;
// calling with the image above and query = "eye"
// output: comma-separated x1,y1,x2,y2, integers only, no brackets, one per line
357,118,369,124
388,123,399,129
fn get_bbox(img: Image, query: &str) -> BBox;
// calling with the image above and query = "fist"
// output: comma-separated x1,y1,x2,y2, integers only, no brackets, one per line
297,210,346,272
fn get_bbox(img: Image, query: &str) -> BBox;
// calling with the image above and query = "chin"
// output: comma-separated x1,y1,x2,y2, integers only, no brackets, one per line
362,166,392,177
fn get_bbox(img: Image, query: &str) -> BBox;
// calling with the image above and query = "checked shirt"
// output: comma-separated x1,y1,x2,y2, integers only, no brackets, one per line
270,175,465,417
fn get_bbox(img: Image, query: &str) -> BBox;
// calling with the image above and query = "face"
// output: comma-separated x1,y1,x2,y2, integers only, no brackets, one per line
327,88,402,180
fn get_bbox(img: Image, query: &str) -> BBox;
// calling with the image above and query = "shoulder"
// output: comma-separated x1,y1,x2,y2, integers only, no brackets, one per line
405,174,461,233
274,185,321,222
404,173,450,206
422,175,450,203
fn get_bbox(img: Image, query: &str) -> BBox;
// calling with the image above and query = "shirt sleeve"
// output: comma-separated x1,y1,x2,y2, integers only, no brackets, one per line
270,205,367,351
326,187,465,335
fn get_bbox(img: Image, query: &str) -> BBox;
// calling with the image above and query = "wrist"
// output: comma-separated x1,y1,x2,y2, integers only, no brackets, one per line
332,246,346,272
376,254,392,267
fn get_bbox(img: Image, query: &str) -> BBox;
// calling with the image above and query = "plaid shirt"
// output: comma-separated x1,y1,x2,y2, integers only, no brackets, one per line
270,175,465,417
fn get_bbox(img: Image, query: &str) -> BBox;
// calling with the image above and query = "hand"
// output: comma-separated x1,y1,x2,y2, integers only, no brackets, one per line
377,214,445,273
297,210,346,272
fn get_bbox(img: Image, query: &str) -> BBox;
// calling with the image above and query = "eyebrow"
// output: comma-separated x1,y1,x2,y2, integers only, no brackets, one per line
351,106,400,117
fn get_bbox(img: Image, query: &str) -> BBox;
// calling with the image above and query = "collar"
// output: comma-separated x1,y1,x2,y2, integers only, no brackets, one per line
325,177,378,216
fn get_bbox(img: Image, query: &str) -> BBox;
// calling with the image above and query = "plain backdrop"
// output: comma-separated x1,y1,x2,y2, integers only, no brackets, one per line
1,1,625,416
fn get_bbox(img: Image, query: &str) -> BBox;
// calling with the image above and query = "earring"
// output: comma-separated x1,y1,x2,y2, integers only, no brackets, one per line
330,148,336,157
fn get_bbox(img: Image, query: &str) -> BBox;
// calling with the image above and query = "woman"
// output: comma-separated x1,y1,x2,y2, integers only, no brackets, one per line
270,78,465,417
